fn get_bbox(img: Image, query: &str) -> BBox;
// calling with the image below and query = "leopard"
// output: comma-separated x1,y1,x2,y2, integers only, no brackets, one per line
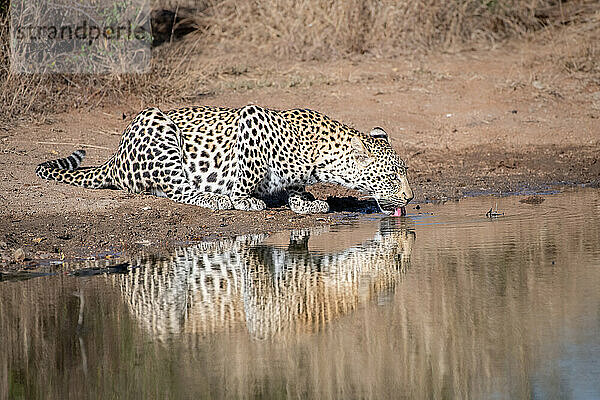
36,105,414,214
111,217,416,340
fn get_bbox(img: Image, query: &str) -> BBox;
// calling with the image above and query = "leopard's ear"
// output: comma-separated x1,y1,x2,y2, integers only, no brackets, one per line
351,136,373,167
369,127,388,141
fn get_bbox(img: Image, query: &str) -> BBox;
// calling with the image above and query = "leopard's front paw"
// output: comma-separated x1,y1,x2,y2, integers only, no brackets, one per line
289,197,329,214
232,197,266,211
201,194,233,210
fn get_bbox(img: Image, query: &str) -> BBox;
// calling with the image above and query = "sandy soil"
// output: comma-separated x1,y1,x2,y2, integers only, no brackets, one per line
1,43,599,271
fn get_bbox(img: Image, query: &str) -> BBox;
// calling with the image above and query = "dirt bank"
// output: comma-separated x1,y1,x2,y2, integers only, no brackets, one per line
1,42,599,271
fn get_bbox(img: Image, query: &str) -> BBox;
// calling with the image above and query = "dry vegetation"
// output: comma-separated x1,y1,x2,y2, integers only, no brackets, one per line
1,0,599,128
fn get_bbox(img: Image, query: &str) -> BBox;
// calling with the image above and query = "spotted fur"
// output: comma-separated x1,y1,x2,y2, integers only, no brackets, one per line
112,219,415,340
36,105,413,214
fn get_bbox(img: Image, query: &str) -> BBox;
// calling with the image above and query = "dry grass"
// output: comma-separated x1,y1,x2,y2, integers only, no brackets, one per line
0,16,200,126
1,0,599,127
545,11,600,77
194,0,549,59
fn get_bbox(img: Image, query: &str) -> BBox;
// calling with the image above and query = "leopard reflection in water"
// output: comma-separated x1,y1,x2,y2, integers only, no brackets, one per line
112,218,415,341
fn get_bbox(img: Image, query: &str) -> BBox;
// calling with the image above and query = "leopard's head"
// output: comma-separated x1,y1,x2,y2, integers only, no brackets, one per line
351,128,414,215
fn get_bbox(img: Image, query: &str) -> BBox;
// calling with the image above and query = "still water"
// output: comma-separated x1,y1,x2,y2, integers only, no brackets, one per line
1,189,599,399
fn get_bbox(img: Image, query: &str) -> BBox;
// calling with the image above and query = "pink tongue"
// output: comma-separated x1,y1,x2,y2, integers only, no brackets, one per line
393,207,406,217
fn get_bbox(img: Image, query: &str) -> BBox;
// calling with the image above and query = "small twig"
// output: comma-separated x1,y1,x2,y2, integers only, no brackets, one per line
1,148,27,155
73,289,88,377
36,141,111,150
73,288,85,328
486,201,505,218
93,129,120,137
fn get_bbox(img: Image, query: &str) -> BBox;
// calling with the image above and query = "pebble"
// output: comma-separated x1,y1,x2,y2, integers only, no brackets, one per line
532,80,545,90
13,248,26,263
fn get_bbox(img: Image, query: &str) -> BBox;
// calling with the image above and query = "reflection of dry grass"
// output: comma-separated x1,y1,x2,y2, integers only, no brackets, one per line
1,0,600,127
0,276,182,399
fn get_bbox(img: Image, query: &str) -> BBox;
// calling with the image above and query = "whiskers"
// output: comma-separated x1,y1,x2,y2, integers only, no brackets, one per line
377,198,400,212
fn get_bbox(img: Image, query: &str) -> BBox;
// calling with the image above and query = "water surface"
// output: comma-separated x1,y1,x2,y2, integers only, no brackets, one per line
1,189,599,399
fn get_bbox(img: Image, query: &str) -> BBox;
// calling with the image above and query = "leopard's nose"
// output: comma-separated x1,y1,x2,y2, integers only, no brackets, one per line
402,186,414,204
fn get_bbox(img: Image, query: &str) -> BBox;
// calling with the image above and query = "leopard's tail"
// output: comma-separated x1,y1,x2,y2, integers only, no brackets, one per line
36,149,115,189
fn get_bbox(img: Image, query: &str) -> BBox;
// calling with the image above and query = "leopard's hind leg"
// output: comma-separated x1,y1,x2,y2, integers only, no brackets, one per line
108,107,233,210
